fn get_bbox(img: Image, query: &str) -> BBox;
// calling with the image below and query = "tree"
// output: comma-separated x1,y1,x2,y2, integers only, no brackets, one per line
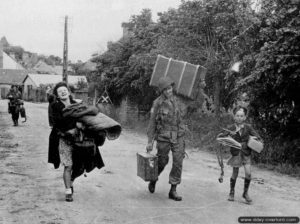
91,0,300,166
156,0,258,118
92,9,158,106
93,1,257,111
229,0,300,165
4,46,24,61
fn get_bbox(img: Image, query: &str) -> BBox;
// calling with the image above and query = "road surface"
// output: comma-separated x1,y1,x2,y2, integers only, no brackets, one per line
0,100,299,224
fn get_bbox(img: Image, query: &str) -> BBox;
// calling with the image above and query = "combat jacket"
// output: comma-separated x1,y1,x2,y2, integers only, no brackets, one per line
147,95,185,143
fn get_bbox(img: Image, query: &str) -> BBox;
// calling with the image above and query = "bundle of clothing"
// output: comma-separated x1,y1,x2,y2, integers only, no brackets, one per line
49,102,122,180
62,102,122,140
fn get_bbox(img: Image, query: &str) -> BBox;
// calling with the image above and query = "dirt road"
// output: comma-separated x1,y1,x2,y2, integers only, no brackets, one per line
0,99,299,224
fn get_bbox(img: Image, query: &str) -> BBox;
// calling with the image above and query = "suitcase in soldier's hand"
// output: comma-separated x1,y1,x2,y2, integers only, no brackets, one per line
137,152,158,182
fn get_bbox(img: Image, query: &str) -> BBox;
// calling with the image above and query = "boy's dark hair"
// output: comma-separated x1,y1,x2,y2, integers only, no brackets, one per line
233,106,248,116
53,82,68,97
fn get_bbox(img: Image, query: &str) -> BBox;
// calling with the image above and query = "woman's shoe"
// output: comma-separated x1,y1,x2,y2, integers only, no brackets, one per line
148,181,156,193
65,194,73,202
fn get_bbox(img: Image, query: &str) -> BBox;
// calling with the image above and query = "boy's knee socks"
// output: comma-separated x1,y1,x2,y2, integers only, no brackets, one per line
230,178,237,190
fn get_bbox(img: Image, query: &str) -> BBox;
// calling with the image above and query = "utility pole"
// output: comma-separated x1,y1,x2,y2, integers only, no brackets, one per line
62,16,68,84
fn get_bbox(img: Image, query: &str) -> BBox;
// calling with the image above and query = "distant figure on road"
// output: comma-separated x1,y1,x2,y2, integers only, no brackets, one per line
219,106,261,204
6,85,22,126
146,76,186,201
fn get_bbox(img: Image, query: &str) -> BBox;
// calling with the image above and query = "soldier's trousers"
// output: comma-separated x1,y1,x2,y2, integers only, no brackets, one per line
156,137,185,185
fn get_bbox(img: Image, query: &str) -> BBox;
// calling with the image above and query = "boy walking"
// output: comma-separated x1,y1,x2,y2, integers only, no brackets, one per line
220,106,261,203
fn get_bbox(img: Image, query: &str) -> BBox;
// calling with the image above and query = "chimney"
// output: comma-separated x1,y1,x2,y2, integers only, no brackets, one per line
9,52,16,60
0,42,3,69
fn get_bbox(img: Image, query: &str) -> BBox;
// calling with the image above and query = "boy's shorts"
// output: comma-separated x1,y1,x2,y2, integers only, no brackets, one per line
227,153,251,167
59,138,74,167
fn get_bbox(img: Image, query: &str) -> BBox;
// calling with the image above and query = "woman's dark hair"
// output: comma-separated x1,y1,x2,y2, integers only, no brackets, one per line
233,106,248,116
53,82,68,97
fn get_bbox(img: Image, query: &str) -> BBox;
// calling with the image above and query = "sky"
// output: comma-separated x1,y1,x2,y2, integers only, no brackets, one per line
0,0,181,62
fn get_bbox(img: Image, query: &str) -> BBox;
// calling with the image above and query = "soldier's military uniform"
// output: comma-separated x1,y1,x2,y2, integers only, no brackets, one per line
147,76,186,201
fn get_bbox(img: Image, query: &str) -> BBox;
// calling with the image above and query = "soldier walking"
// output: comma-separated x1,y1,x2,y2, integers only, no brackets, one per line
146,76,186,201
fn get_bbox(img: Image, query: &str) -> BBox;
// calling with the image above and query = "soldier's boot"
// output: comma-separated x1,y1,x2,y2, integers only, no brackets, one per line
148,181,156,193
169,184,182,201
242,178,252,203
65,188,73,202
228,178,236,201
13,120,18,126
70,179,74,194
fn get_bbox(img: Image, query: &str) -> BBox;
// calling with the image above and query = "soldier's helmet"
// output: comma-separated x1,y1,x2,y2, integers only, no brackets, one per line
157,76,175,92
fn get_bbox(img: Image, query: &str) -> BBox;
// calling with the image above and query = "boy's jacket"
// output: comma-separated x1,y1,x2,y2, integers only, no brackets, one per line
222,124,260,156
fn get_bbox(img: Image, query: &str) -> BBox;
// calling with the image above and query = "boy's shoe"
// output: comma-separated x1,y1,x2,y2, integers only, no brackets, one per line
65,194,73,202
148,181,156,193
243,178,252,203
228,191,234,201
169,191,182,201
228,178,236,201
242,192,252,203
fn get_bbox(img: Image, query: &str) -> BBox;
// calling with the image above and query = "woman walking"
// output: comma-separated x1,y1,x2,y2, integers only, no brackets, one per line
50,82,77,202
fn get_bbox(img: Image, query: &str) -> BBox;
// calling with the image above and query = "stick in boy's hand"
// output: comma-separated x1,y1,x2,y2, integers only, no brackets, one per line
219,174,224,183
215,145,224,183
218,165,224,183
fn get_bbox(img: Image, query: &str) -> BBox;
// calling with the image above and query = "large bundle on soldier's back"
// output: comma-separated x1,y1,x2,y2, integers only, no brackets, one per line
150,55,207,100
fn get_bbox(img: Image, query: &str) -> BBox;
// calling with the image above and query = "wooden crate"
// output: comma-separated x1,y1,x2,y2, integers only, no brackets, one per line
137,152,158,182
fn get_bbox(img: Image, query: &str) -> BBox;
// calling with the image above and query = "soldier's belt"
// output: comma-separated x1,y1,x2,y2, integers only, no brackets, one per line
157,131,180,143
